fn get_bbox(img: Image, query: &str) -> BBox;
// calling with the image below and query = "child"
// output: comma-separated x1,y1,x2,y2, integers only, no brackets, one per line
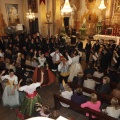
34,103,51,117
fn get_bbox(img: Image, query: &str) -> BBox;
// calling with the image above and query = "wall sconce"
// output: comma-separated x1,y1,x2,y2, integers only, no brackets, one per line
98,0,106,10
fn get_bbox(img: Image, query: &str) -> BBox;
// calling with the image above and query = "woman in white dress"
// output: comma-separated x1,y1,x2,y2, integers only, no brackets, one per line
68,49,83,82
0,69,19,107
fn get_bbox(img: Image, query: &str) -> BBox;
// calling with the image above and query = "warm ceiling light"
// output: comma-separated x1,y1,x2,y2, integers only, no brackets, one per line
98,0,106,10
26,9,35,20
61,0,72,13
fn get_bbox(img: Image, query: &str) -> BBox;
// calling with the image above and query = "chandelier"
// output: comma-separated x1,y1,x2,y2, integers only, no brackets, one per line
61,0,72,13
26,9,35,20
98,0,106,10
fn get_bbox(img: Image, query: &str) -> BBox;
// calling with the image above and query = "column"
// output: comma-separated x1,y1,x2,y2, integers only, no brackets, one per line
53,0,61,35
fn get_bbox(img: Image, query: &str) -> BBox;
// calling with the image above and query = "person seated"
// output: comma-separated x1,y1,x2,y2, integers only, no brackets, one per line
60,84,73,108
71,88,87,105
34,103,51,118
93,67,104,79
98,76,110,94
81,93,101,119
111,82,120,99
84,63,97,76
103,97,120,119
83,74,96,97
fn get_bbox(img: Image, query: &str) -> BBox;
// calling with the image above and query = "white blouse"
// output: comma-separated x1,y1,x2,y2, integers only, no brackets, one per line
1,75,18,85
106,106,120,119
19,82,41,94
38,57,46,66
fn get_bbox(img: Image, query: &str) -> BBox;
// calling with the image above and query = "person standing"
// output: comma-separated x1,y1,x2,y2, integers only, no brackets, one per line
16,71,44,119
0,69,19,108
85,39,91,63
50,48,62,73
58,53,72,90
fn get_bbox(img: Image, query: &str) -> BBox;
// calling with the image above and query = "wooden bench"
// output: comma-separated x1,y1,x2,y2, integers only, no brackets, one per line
53,94,117,120
68,82,120,104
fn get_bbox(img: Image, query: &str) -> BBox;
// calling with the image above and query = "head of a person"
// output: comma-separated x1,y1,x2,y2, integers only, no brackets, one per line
86,73,92,79
40,53,44,58
55,48,59,53
90,93,98,103
64,84,71,92
26,78,33,85
9,69,14,77
42,104,51,115
111,97,120,109
60,56,66,64
102,76,110,84
76,88,83,96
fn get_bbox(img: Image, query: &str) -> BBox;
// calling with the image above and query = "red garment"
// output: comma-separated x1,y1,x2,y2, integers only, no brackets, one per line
32,67,56,86
26,91,37,99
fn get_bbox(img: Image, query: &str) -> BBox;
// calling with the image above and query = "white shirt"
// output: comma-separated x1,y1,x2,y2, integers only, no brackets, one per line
50,52,62,62
19,82,41,94
38,57,46,66
83,79,96,97
93,71,104,78
60,90,73,107
1,75,18,84
58,55,72,73
106,107,120,119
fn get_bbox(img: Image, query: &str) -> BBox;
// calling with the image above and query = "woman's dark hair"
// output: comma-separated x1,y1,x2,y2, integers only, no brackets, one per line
76,88,82,96
9,69,14,73
86,73,92,79
26,78,33,85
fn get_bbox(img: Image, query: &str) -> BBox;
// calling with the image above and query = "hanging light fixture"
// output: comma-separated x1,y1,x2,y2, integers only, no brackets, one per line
98,0,106,10
61,0,72,13
26,9,35,20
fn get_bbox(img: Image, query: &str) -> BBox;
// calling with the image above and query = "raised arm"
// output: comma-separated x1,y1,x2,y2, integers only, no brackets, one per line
66,52,72,65
0,70,5,78
18,79,23,90
40,70,44,85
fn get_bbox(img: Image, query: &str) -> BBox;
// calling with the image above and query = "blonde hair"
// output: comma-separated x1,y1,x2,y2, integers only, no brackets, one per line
103,76,110,83
64,84,72,92
91,93,98,103
111,97,120,110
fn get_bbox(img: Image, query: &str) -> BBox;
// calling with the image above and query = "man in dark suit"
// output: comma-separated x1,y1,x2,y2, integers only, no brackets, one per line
85,39,91,63
76,38,83,51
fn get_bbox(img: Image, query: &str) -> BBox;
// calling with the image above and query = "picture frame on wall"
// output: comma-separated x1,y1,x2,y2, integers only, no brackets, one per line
5,4,19,26
28,0,38,13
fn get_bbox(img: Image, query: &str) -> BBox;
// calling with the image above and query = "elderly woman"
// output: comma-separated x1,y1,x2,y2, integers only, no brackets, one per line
98,76,110,94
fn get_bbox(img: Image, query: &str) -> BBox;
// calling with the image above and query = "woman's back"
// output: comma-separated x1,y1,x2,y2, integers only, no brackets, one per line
106,106,120,119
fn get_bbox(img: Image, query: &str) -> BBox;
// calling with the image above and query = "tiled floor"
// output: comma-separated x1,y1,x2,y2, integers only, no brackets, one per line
0,60,88,120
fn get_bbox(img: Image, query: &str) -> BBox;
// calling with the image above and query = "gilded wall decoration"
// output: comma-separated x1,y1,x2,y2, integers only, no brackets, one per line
81,11,98,23
85,0,96,10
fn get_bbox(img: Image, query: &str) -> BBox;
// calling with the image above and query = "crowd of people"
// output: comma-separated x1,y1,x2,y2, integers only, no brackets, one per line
0,33,120,119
